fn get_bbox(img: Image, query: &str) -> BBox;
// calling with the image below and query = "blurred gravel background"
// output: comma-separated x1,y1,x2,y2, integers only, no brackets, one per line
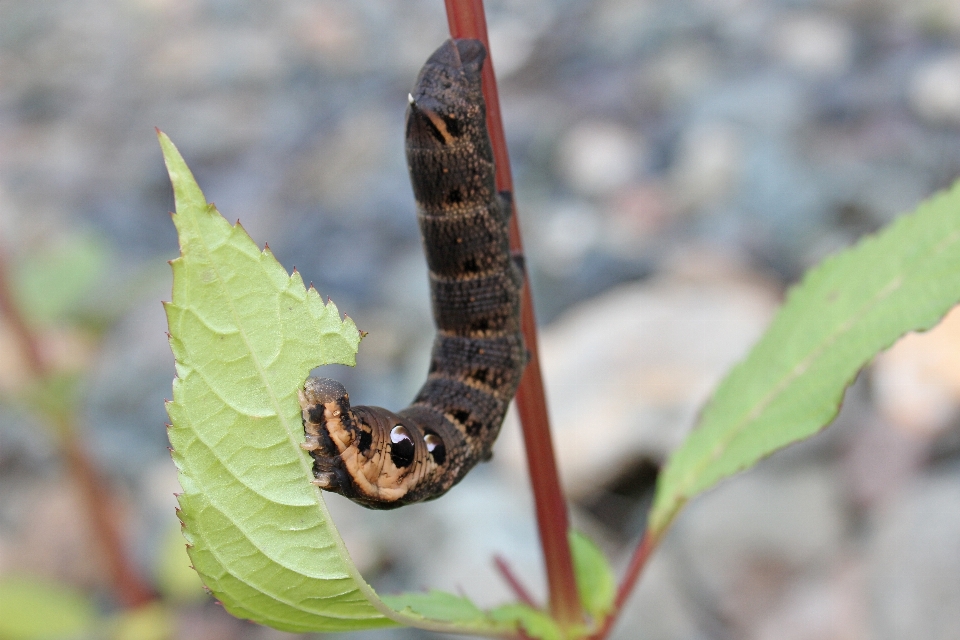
3,0,960,638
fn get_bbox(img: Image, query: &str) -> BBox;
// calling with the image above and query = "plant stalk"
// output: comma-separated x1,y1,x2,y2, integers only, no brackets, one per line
443,0,584,629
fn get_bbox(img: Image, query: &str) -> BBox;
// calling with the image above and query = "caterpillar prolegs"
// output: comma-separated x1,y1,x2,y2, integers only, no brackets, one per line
299,39,526,509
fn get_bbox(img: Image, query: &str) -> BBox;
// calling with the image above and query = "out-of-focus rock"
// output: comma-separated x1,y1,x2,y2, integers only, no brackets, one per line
770,13,855,77
669,120,744,212
609,461,851,639
324,466,544,611
646,43,717,108
557,121,646,196
397,469,544,610
909,53,960,127
895,0,960,36
671,463,849,637
281,1,368,73
840,417,928,510
752,561,868,640
536,200,602,276
609,549,702,640
496,252,780,499
867,468,960,640
872,305,960,438
488,18,537,79
602,180,674,254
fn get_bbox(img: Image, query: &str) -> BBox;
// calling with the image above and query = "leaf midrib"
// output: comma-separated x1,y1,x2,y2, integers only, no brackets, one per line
185,212,316,482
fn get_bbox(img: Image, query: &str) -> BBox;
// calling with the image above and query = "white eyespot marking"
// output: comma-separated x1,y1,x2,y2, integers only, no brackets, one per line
391,425,413,443
424,433,442,452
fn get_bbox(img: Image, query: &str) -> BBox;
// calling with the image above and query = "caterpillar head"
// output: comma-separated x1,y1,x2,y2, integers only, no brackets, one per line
406,39,486,148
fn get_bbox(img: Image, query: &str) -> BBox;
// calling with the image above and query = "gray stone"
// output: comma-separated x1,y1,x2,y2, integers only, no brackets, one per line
769,13,855,78
868,467,960,640
910,54,960,127
495,256,779,500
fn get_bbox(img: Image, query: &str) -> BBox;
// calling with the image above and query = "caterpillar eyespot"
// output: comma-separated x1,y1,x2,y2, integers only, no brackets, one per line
299,39,526,509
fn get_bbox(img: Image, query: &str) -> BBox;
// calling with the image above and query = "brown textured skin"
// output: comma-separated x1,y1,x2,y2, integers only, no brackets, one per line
299,39,526,509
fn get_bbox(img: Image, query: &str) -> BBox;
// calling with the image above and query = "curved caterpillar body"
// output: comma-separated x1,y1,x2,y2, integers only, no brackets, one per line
299,39,526,509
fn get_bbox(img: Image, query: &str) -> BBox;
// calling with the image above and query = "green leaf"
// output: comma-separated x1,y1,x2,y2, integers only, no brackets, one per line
569,531,615,620
13,234,110,326
489,604,563,640
160,131,537,638
0,576,98,640
651,179,960,535
161,131,385,632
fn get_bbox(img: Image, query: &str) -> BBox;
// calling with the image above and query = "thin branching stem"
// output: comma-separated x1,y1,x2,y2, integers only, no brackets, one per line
493,555,540,609
0,246,154,608
443,0,584,629
589,531,658,640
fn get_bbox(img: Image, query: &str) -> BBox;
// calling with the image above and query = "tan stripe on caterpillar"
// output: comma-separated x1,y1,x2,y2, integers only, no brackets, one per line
300,39,526,509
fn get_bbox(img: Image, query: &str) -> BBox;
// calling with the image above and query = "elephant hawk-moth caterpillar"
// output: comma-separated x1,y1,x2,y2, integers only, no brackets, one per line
299,39,526,509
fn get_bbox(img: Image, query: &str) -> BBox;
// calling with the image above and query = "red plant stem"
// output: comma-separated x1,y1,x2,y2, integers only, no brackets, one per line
493,554,539,609
588,531,658,640
0,249,44,377
444,0,584,629
63,432,155,608
0,247,154,608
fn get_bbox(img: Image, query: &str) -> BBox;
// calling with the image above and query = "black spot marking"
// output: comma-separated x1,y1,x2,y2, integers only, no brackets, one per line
452,409,471,425
308,405,325,424
389,425,415,468
447,188,463,204
470,368,489,384
442,114,462,137
358,428,373,453
424,431,447,465
465,419,484,436
463,257,480,273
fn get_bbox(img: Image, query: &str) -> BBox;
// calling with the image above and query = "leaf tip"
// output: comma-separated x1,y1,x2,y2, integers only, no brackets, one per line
158,132,206,215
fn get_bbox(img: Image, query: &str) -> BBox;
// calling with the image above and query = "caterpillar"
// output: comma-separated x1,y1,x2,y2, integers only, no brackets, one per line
299,39,526,509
